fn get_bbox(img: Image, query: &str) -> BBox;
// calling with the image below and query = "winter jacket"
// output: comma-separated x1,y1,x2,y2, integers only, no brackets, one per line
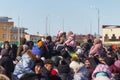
92,64,112,80
40,67,52,80
64,34,76,48
39,43,50,59
13,50,36,79
0,49,14,79
69,61,88,80
74,72,88,80
46,41,55,57
59,73,72,80
19,73,45,80
89,43,103,56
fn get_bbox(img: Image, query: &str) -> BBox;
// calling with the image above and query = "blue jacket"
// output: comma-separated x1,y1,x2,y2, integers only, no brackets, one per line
13,50,36,78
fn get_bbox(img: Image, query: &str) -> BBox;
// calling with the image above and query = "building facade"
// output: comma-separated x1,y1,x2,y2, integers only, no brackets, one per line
102,25,120,46
0,17,14,42
0,17,27,43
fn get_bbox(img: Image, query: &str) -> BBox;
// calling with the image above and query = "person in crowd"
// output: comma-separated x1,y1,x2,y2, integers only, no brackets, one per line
80,40,90,58
64,31,76,49
0,66,10,80
0,74,10,80
84,58,94,80
58,60,72,80
0,66,5,74
9,44,18,61
17,37,26,56
112,45,120,60
37,40,50,59
19,62,44,80
46,36,55,58
13,56,22,66
13,46,41,79
89,38,103,57
55,31,66,45
92,63,113,80
110,60,120,80
0,49,14,79
51,55,61,70
26,40,34,50
2,41,11,52
69,57,88,80
20,44,28,55
40,59,54,80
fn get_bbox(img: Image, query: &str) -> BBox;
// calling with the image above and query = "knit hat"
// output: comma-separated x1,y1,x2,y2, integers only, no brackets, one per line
37,41,43,48
114,60,120,69
32,46,41,55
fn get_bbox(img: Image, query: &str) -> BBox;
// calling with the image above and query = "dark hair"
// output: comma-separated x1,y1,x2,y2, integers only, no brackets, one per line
26,41,34,50
44,59,54,65
46,36,52,42
3,41,11,49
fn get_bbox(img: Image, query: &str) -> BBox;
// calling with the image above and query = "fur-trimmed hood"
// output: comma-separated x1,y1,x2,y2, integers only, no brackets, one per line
27,50,36,61
69,61,84,73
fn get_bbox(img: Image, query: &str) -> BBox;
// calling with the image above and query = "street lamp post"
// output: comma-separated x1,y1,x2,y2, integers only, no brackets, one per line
91,6,100,37
97,9,100,36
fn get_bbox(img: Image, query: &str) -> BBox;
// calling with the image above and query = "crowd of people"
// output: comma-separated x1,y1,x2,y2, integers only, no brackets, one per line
0,31,120,80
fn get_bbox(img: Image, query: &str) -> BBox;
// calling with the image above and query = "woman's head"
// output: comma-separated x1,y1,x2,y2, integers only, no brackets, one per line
84,58,91,68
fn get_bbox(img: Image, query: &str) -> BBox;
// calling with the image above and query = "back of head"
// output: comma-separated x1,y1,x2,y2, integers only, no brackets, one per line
27,41,34,50
94,38,101,44
0,74,10,80
46,36,52,42
58,60,70,73
0,66,5,74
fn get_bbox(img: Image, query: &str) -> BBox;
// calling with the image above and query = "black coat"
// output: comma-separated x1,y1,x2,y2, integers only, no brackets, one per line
19,73,45,80
0,55,14,79
40,44,50,59
40,67,51,80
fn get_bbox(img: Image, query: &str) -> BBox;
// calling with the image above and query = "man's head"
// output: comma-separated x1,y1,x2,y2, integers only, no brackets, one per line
44,59,54,71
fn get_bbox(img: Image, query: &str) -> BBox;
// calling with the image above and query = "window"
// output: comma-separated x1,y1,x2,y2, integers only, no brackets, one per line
104,34,109,41
13,35,17,40
3,26,7,30
3,34,6,39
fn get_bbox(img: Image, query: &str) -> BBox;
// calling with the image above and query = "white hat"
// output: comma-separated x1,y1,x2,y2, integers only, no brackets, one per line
69,61,84,73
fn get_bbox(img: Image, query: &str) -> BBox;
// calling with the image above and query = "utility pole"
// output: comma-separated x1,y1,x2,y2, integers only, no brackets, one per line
46,16,48,36
98,9,100,36
18,17,20,45
62,19,64,31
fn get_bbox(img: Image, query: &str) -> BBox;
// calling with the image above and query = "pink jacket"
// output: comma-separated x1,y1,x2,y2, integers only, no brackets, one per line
64,34,76,48
92,64,112,80
89,43,103,56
